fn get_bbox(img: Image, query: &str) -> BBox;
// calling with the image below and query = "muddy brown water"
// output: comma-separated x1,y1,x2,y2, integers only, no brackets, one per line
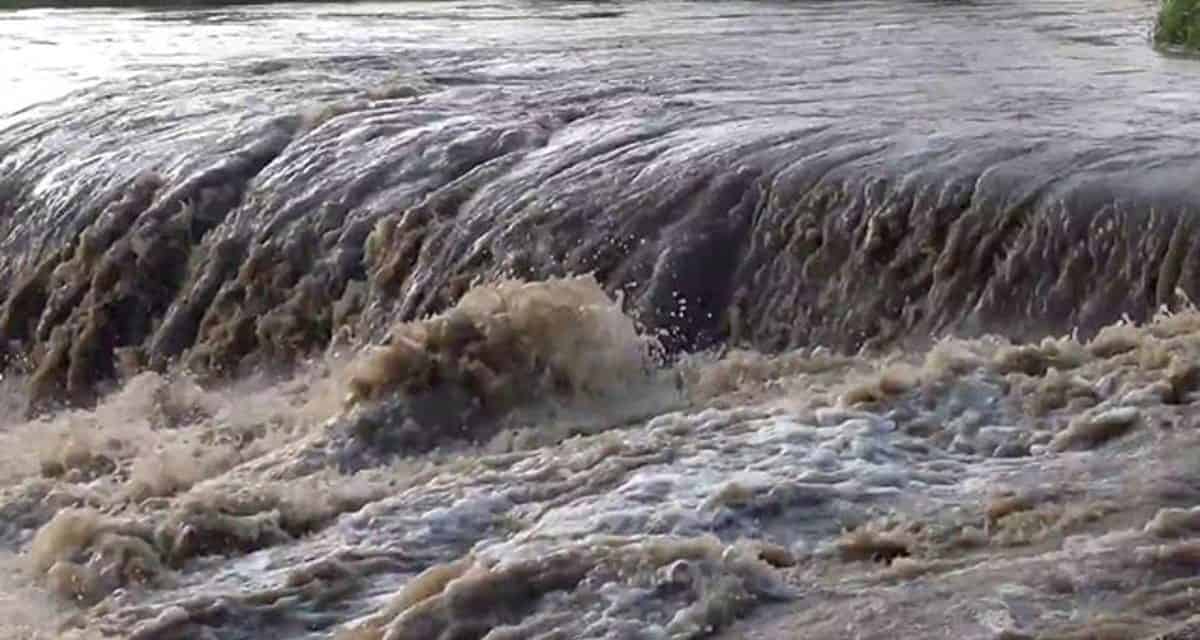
2,1,1200,639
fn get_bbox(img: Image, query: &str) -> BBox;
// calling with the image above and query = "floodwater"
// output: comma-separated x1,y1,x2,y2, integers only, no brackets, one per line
1,1,1200,639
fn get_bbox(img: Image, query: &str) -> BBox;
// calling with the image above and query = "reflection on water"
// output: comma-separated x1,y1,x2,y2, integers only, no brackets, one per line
0,1,1183,124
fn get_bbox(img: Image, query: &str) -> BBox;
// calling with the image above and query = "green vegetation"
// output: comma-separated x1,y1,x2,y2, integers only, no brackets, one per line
1156,0,1200,51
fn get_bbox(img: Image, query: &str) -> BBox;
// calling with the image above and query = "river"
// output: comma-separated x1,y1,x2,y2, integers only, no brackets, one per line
2,1,1200,639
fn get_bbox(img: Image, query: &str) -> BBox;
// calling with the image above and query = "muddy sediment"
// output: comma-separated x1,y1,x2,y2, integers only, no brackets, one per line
5,288,1200,638
3,2,1200,639
0,0,1198,408
2,90,1200,410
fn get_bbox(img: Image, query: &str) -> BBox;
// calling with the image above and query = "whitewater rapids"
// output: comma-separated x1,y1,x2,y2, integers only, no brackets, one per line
1,1,1200,639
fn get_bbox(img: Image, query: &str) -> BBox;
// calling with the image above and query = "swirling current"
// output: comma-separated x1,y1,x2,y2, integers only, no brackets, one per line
3,1,1200,639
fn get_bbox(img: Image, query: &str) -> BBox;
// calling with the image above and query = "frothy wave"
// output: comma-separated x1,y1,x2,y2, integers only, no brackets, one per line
0,20,1197,409
7,290,1200,638
3,1,1200,638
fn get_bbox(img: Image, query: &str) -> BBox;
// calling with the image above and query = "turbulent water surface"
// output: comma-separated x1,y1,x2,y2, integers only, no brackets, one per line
3,1,1200,639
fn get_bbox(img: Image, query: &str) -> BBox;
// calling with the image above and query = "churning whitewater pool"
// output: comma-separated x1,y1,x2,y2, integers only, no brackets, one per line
2,1,1200,639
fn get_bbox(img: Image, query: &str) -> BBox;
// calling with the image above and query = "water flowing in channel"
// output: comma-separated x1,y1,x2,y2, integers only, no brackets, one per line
2,1,1200,639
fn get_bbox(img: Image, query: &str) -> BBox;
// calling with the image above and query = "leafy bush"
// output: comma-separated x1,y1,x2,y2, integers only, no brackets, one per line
1156,0,1200,50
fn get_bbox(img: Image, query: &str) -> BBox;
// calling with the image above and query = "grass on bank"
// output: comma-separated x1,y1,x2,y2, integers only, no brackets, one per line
1156,0,1200,51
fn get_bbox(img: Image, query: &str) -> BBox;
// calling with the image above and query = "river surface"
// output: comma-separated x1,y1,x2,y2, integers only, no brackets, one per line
3,1,1200,639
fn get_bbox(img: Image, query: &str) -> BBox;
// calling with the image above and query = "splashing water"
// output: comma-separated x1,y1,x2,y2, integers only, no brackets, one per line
2,1,1200,639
